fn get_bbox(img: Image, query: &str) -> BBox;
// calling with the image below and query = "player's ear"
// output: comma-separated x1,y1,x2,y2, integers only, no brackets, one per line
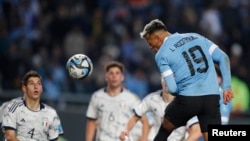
21,84,26,93
156,34,163,42
121,74,125,82
41,85,44,93
105,73,108,82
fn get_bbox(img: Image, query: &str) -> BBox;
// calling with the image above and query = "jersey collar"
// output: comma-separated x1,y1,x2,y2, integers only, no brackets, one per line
23,99,45,111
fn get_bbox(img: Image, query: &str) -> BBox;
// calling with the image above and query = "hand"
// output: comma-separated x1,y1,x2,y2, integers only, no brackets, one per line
119,130,129,141
223,89,234,104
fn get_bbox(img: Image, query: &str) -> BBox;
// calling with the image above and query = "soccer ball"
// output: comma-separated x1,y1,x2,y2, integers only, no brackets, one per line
66,54,93,79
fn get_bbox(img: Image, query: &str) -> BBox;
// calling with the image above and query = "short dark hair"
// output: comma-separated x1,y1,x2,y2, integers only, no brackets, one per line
104,61,125,74
140,19,167,38
22,70,42,85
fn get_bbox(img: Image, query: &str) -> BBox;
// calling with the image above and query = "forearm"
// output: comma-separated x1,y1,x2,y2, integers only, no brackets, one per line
85,119,97,141
126,115,140,132
212,48,232,90
4,130,19,141
120,115,140,141
163,74,178,94
218,56,231,90
140,116,150,141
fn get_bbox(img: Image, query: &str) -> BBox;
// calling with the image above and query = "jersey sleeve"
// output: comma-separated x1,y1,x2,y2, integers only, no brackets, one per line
86,94,98,119
168,126,186,141
155,52,178,94
1,102,18,130
163,75,178,94
48,111,64,140
0,97,23,124
133,95,151,117
210,46,232,90
0,102,8,124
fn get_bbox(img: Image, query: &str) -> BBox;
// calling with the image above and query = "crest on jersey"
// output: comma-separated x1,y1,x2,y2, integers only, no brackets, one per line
42,118,49,127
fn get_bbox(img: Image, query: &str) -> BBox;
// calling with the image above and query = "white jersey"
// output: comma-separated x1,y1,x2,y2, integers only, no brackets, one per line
133,90,186,141
0,97,23,124
86,88,143,141
2,99,63,141
0,97,24,141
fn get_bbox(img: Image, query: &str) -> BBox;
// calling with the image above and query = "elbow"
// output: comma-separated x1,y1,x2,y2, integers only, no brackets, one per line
220,54,230,63
216,53,230,64
140,116,149,124
168,86,178,94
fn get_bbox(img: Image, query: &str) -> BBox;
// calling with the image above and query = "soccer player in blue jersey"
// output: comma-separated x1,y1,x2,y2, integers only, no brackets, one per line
139,19,234,141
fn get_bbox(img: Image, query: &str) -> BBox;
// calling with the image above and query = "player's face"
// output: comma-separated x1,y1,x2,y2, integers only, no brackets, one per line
105,67,124,88
145,32,162,52
22,77,43,100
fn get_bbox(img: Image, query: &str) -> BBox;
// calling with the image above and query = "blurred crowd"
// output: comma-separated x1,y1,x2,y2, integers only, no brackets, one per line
0,0,250,111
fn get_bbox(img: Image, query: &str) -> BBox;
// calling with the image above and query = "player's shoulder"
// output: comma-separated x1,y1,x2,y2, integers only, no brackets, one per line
173,32,200,38
122,88,136,95
0,101,9,109
90,88,111,102
11,96,24,101
144,90,162,99
122,88,141,99
1,97,23,107
40,103,60,117
183,32,200,36
42,103,58,113
91,88,106,97
5,99,25,113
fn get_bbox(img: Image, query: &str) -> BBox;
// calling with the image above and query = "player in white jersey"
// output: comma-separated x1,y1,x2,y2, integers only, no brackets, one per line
140,19,233,141
1,70,64,141
119,79,186,141
86,61,149,141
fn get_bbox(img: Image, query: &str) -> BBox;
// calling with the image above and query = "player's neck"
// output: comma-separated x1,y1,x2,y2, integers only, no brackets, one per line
160,31,171,39
106,86,123,96
166,31,171,36
25,98,41,111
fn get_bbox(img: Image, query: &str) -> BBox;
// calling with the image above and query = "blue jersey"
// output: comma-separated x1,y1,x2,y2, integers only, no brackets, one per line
156,32,231,96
